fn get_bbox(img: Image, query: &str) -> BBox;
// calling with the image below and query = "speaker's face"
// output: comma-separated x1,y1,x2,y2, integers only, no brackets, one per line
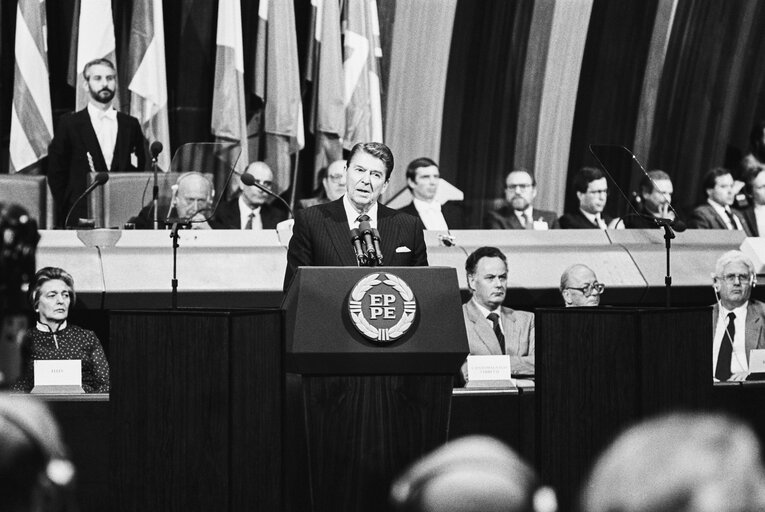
36,280,71,325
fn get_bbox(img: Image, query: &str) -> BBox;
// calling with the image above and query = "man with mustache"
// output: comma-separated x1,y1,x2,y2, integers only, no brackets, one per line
484,168,558,229
47,58,146,226
284,142,428,291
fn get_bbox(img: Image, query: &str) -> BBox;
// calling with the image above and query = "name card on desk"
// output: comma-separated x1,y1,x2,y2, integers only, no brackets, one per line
465,355,515,389
32,360,84,394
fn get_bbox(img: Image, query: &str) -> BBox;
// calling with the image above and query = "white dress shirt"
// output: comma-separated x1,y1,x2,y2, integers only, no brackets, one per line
713,303,749,376
87,102,118,169
754,204,765,236
580,209,607,229
413,198,448,230
708,199,743,230
471,298,505,336
343,195,379,230
238,195,262,230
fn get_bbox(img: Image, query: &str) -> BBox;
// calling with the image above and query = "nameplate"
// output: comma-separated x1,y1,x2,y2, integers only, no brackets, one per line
750,349,765,373
31,360,84,394
465,355,515,389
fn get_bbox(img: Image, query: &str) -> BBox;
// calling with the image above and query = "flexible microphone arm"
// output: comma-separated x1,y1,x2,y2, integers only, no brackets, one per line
150,141,163,230
240,172,294,219
64,172,109,229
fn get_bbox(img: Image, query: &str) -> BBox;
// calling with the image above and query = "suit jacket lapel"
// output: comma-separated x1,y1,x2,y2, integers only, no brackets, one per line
378,205,400,262
506,211,523,230
746,302,761,360
75,110,108,172
466,300,502,354
324,200,358,266
111,114,129,171
501,306,518,355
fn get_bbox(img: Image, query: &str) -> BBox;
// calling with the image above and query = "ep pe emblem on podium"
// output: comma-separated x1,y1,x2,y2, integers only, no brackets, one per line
348,272,417,343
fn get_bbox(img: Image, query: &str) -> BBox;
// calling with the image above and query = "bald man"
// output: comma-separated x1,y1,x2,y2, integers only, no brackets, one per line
129,172,215,229
560,264,605,307
213,161,288,229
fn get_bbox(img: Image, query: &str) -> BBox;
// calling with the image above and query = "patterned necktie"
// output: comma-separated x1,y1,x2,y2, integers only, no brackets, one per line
245,211,255,230
487,313,506,355
356,214,370,224
715,312,735,381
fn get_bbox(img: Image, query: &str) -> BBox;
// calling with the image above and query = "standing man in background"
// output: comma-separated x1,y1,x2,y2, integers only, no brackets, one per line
47,58,146,226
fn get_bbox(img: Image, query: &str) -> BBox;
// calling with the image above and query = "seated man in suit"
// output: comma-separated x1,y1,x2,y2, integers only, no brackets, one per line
398,157,465,229
47,58,146,226
298,159,347,210
560,167,619,229
284,142,428,290
212,162,287,229
461,246,534,381
624,170,681,229
739,166,765,237
484,168,558,229
560,264,604,307
712,250,765,381
129,172,215,229
689,167,752,234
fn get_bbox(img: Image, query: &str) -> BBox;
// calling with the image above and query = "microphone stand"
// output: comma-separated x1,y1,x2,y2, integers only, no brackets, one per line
152,155,159,230
169,221,189,309
654,217,676,308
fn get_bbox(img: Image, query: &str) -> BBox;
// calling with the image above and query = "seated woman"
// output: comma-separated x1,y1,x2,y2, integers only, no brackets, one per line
12,267,109,393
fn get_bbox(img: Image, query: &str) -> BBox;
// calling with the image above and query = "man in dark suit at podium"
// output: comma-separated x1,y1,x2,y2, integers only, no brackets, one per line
461,247,535,379
712,250,765,382
284,142,428,290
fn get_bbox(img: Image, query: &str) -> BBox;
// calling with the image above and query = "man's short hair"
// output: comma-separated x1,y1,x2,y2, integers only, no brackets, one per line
28,267,75,310
701,167,731,191
465,247,507,276
506,168,537,187
581,412,765,512
405,157,438,189
638,170,671,195
347,142,395,180
82,58,116,80
572,167,605,194
714,250,755,278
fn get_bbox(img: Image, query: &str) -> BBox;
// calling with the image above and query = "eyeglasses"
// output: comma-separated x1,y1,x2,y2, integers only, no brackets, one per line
327,174,346,184
719,273,753,285
565,282,606,296
506,184,533,191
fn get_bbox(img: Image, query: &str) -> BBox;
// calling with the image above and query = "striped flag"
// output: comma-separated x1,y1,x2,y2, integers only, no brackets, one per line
306,0,345,182
9,0,53,174
68,0,119,111
342,0,384,149
253,0,305,193
126,0,170,171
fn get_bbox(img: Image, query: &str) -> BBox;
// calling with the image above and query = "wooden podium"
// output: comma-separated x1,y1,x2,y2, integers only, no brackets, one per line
535,306,712,509
282,267,468,512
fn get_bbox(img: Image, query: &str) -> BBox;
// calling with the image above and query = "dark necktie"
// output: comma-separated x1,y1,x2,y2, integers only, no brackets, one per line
487,313,506,355
356,214,370,224
244,211,255,230
725,209,739,230
715,312,735,381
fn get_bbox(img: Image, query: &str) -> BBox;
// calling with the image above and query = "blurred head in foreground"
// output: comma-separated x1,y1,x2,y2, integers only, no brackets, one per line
581,412,765,512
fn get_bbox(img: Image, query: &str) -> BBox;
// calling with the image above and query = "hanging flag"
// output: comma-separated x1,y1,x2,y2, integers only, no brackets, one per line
253,0,305,194
212,0,249,180
306,0,345,182
342,0,384,149
126,0,171,171
67,0,119,111
9,0,53,174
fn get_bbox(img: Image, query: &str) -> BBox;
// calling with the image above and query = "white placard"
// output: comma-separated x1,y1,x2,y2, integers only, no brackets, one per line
32,360,84,394
749,349,765,374
465,355,515,389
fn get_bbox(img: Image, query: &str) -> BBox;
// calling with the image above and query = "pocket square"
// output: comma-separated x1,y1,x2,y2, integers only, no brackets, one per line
395,246,411,253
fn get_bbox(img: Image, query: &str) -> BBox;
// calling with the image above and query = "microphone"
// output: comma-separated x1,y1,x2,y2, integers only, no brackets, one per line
150,141,163,160
350,228,368,266
240,172,294,219
371,228,383,266
64,172,109,228
358,220,378,265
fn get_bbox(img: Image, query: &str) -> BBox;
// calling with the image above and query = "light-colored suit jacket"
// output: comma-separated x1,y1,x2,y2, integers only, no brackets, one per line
462,299,535,376
712,300,765,364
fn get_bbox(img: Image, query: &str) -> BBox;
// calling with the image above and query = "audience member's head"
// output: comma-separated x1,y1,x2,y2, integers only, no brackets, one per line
406,158,440,203
345,142,394,212
702,167,735,207
390,435,556,512
466,247,508,310
82,58,117,106
560,264,604,307
712,250,756,310
573,167,608,215
174,172,214,220
638,170,674,215
745,166,765,206
323,160,347,201
240,162,274,209
581,412,765,512
0,394,76,512
505,169,538,212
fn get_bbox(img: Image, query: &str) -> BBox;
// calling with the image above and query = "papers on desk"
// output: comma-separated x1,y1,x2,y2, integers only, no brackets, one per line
31,360,85,394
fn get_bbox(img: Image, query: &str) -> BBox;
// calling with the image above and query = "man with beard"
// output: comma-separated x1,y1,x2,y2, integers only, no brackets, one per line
484,168,558,229
47,58,146,226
